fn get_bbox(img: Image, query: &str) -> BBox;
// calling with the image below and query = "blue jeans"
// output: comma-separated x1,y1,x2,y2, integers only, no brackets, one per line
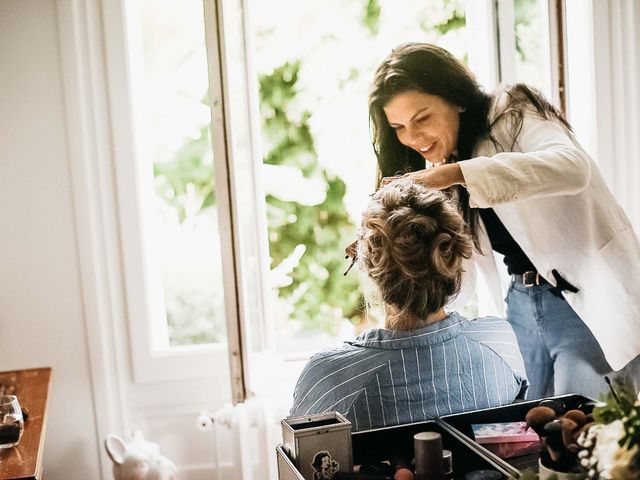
505,280,640,400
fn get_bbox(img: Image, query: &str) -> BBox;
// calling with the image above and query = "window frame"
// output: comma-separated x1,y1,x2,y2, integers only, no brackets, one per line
101,0,244,385
466,0,566,111
503,0,567,111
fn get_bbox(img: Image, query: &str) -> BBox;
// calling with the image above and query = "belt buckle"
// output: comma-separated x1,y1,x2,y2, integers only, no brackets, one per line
523,271,539,287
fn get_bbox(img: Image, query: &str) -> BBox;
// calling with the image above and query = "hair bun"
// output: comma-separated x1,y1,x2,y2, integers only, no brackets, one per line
359,180,472,324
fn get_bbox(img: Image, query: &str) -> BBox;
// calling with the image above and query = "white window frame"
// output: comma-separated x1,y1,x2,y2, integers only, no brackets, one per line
99,0,256,386
496,0,518,84
466,0,501,89
542,0,568,111
202,0,272,402
466,0,565,111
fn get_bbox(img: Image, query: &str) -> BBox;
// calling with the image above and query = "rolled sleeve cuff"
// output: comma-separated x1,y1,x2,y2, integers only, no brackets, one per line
459,158,494,208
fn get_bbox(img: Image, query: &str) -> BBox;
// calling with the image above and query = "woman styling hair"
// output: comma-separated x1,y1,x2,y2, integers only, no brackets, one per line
361,42,640,399
290,180,528,430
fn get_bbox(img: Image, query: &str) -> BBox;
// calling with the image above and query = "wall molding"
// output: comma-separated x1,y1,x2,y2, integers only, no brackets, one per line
56,0,235,476
55,0,130,477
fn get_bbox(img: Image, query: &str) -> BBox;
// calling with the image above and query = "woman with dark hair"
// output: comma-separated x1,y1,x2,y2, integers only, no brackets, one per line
361,42,640,399
290,181,528,431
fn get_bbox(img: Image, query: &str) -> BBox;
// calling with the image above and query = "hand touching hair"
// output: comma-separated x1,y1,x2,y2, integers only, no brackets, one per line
358,180,473,328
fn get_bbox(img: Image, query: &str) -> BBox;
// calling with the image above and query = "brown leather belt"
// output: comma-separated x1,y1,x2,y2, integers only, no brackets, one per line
512,271,548,287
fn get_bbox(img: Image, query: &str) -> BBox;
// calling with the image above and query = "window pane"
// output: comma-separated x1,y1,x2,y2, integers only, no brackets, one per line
248,0,468,353
514,0,545,90
130,0,226,346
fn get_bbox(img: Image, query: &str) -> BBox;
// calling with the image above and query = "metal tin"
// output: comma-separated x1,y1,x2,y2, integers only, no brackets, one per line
281,411,353,480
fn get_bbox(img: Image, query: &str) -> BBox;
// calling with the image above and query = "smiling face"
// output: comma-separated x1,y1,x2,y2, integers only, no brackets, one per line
383,90,461,165
320,456,331,474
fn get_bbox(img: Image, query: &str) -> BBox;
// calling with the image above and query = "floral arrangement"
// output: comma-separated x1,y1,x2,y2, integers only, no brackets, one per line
577,380,640,479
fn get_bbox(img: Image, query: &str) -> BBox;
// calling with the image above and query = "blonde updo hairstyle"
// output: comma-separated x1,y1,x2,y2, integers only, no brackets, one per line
358,180,473,330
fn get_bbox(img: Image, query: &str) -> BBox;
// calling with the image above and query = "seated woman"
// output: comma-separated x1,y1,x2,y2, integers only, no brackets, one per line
289,180,528,431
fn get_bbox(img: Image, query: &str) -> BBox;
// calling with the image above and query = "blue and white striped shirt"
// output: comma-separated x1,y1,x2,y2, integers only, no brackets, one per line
290,312,528,431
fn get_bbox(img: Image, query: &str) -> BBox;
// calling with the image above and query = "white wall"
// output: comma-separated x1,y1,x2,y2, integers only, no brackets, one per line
0,0,102,477
0,1,230,478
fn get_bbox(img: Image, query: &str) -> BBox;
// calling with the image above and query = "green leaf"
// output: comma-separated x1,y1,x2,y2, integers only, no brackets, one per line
362,0,381,35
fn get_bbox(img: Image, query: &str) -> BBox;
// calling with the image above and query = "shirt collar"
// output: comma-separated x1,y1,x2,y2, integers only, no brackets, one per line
345,312,468,350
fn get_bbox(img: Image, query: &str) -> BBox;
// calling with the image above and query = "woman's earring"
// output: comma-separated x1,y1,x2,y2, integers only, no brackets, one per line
458,106,466,113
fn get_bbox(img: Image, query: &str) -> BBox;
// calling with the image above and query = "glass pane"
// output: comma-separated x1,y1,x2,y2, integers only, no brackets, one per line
248,0,468,353
514,0,545,90
130,0,226,346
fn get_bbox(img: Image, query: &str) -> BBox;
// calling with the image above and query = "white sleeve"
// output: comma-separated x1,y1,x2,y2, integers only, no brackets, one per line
458,111,592,208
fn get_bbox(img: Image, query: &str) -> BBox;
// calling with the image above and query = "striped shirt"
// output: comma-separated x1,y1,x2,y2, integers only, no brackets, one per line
290,312,528,431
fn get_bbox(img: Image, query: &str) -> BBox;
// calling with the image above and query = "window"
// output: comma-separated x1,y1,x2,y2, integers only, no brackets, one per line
112,0,235,382
128,0,226,348
111,0,563,393
499,0,565,107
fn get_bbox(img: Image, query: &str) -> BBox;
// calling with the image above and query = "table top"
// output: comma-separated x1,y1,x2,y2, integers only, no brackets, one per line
0,368,52,480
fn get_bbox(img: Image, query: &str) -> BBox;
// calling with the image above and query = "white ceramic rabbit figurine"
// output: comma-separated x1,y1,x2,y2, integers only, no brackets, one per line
105,427,178,480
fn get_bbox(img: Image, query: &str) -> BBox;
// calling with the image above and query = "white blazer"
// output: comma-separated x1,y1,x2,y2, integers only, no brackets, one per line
457,97,640,371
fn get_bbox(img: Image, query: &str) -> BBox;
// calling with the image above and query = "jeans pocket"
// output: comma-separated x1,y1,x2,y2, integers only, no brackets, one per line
504,282,515,304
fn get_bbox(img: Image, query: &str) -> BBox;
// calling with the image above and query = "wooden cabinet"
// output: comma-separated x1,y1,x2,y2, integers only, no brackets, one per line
0,368,52,480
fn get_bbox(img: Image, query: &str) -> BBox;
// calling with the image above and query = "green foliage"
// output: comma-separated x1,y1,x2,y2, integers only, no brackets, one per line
432,2,465,34
514,0,538,60
420,0,467,35
362,0,381,35
593,378,640,449
154,125,215,223
261,62,316,174
152,107,221,344
260,61,363,334
166,287,224,346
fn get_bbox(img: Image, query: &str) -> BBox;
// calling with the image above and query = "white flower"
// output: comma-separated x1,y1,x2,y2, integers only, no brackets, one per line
592,420,625,479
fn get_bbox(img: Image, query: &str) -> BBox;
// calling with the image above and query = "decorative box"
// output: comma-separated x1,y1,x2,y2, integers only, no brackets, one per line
281,411,353,480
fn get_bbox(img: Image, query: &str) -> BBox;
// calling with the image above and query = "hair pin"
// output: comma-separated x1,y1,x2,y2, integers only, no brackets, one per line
343,256,356,276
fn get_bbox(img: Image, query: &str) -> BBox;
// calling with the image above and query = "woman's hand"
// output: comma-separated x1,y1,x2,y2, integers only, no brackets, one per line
381,163,466,190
